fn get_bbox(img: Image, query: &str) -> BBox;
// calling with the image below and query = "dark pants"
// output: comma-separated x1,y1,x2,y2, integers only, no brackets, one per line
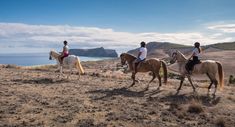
186,56,200,72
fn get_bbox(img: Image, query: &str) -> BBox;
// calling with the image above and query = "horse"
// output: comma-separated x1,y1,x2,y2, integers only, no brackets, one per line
120,53,167,90
49,50,85,78
169,50,224,96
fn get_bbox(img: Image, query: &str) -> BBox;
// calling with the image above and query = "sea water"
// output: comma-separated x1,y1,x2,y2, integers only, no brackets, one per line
0,53,114,66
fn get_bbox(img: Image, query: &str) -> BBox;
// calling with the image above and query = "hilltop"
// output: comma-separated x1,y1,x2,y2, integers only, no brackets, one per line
127,41,235,57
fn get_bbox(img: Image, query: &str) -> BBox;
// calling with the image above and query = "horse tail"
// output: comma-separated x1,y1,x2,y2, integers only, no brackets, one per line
76,57,85,74
161,60,168,84
216,61,224,90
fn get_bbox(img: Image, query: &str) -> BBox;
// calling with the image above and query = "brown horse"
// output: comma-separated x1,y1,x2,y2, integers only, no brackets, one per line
120,53,167,90
169,50,224,96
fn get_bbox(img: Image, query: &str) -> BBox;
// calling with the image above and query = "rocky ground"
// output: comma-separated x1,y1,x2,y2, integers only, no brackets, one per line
0,60,235,127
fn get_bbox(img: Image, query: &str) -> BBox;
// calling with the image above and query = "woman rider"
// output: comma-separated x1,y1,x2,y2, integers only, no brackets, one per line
59,40,69,65
186,42,202,74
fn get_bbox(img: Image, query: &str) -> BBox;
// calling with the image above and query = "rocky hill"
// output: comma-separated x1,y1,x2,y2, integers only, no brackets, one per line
127,42,192,58
207,42,235,50
69,47,118,57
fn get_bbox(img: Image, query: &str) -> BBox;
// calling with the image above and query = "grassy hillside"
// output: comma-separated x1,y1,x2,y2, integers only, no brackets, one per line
127,41,235,56
208,42,235,50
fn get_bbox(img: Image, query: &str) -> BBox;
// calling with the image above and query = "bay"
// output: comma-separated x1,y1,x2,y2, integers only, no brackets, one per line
0,53,114,66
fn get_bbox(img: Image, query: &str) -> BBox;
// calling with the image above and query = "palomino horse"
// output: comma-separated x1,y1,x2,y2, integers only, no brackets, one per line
120,53,167,90
49,50,84,78
169,50,224,96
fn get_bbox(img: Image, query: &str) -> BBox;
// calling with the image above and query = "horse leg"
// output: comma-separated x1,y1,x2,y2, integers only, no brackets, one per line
128,72,136,88
212,80,218,97
206,73,214,95
156,73,161,89
59,66,63,78
187,75,196,92
145,72,156,91
67,65,72,79
177,75,185,91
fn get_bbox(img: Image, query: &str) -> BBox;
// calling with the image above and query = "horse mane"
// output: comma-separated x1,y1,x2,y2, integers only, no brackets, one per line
50,49,56,52
177,50,187,60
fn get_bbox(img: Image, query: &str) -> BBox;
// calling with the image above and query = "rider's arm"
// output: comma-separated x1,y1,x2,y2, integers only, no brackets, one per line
188,52,195,60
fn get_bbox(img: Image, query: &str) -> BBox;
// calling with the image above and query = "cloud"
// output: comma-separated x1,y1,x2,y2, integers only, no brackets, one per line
0,22,233,53
208,23,235,33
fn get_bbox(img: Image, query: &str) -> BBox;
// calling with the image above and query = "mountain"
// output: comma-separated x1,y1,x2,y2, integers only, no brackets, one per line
207,42,235,50
127,41,235,58
69,47,118,57
127,42,192,58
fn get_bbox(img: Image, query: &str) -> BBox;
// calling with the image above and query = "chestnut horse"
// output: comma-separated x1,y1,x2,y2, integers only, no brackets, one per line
120,53,167,90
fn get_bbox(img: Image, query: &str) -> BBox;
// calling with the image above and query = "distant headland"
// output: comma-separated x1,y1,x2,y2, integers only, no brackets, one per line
69,47,118,57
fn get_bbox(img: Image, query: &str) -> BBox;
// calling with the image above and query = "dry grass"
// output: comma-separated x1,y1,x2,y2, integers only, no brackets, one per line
22,64,57,70
187,100,204,114
215,117,226,127
0,59,235,127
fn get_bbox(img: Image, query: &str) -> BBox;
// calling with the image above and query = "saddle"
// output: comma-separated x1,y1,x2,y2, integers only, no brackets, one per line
136,59,146,65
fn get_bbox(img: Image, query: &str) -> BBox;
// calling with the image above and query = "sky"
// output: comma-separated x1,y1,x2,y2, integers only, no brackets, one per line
0,0,235,53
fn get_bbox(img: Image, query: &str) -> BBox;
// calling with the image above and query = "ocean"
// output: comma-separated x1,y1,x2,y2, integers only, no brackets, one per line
0,53,114,66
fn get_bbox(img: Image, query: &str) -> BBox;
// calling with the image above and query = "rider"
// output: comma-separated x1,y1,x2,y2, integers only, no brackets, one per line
186,42,201,74
59,40,69,65
133,41,147,73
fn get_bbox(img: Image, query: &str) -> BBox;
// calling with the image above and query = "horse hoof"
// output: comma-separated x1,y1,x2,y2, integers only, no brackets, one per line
144,88,149,91
157,87,161,91
175,90,180,95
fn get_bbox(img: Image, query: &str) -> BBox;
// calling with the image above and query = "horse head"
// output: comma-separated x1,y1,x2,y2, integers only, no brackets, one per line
120,53,126,65
49,50,59,60
170,51,177,64
49,51,53,60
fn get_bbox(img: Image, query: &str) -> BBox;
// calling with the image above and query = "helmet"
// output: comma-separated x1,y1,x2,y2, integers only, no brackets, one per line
140,41,146,47
64,40,68,45
194,42,200,47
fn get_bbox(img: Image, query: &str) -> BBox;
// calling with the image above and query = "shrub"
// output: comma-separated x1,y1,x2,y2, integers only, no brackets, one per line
187,101,203,114
229,75,235,84
215,117,226,127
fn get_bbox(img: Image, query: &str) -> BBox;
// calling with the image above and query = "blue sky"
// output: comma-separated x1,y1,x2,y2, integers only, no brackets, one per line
0,0,235,53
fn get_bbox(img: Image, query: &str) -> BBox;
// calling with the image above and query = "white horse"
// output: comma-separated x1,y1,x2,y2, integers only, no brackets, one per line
49,50,84,78
169,50,224,96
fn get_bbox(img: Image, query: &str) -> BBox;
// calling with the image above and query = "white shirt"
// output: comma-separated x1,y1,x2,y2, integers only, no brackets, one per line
64,45,69,54
139,47,147,60
192,48,201,59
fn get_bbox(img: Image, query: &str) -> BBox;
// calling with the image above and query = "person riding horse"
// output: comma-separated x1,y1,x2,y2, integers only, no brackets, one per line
186,42,202,74
59,40,69,65
133,41,147,73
